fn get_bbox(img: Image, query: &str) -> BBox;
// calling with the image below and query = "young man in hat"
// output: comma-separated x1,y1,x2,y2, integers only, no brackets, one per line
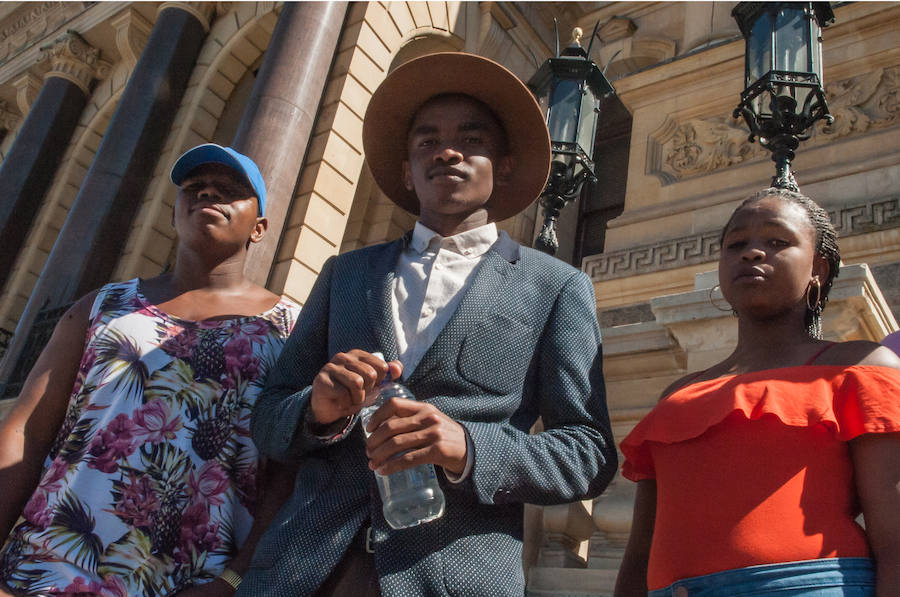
243,52,617,596
0,144,299,596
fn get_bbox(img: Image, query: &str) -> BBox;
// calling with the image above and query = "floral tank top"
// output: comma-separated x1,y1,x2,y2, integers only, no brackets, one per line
0,279,299,596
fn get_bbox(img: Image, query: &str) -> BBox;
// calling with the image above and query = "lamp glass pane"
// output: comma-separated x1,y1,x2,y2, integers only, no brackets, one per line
774,6,809,72
747,10,772,85
811,20,823,80
576,91,598,155
547,79,581,144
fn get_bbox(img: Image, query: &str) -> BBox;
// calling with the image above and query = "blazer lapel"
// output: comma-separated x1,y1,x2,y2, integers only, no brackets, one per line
365,234,409,363
406,232,520,386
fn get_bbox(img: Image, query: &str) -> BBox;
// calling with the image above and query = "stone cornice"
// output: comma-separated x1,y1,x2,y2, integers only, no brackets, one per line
0,2,129,89
584,195,900,283
0,2,84,65
39,31,110,94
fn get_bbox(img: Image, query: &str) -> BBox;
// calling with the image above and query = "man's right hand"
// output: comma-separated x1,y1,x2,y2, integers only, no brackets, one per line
309,350,402,426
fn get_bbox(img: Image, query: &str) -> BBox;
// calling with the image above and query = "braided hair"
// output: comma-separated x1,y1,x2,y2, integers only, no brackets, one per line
721,187,840,338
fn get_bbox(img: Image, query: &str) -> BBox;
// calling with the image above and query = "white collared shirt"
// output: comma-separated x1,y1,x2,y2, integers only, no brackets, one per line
391,221,498,375
390,221,497,483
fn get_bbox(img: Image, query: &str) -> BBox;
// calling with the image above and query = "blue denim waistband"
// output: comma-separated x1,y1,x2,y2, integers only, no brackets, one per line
648,557,875,597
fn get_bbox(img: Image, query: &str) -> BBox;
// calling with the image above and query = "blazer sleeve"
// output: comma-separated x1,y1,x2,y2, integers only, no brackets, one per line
251,256,354,462
458,270,617,505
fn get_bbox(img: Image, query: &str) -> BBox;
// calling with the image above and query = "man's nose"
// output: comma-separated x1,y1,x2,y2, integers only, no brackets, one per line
434,146,463,164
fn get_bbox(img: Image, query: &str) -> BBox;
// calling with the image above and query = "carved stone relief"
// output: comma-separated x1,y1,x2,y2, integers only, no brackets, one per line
0,2,86,65
647,115,767,184
38,31,110,94
821,66,900,139
647,66,900,185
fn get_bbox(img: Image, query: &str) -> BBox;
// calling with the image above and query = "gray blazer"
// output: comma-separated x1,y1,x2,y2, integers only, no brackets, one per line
240,231,617,596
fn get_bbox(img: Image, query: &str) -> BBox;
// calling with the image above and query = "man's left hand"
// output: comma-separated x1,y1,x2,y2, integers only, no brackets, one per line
364,398,468,476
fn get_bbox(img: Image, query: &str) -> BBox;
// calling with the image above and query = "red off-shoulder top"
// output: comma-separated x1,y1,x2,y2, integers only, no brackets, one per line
620,365,900,590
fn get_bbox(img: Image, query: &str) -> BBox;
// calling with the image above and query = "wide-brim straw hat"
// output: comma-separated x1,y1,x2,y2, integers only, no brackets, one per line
362,52,551,222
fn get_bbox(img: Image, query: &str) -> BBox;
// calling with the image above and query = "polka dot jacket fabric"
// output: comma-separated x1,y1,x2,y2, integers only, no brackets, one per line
241,231,617,596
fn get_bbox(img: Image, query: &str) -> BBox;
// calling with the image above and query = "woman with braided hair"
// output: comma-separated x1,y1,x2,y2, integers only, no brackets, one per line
615,188,900,596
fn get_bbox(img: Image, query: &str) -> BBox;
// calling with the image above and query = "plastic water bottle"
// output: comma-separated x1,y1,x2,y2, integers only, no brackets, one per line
359,353,446,529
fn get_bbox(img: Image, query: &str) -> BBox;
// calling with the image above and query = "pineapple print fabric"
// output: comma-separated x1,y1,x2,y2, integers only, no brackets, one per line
0,279,299,596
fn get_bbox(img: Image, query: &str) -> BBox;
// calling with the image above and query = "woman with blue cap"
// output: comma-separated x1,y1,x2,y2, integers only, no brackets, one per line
0,144,300,596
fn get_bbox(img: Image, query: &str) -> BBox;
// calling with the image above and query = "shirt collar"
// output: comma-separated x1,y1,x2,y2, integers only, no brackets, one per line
409,221,498,257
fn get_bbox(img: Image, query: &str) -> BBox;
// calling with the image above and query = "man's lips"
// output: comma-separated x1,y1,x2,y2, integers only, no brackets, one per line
428,167,467,181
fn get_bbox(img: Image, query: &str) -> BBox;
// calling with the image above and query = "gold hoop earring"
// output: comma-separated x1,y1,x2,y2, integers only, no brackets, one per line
806,278,822,312
708,284,734,313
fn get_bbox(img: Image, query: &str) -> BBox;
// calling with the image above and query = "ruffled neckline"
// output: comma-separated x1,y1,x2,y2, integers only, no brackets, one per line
621,365,900,481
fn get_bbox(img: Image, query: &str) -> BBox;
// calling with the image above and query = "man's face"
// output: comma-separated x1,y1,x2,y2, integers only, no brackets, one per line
402,94,511,227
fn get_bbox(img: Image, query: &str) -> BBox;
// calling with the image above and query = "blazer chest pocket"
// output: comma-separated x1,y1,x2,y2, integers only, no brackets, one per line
458,314,533,394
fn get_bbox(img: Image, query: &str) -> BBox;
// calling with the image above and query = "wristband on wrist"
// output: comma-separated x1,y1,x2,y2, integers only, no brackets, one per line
218,568,242,591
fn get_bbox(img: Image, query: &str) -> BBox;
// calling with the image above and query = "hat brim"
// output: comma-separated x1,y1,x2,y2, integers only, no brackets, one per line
362,53,551,222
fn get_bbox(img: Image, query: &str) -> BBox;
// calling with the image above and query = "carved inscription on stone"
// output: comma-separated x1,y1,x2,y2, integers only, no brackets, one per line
647,66,900,185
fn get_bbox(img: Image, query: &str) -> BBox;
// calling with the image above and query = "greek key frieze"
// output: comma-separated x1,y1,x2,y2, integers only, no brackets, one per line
582,231,722,281
828,197,900,236
584,197,900,282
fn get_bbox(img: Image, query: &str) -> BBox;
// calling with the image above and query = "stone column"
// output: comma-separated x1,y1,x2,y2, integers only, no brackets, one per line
0,3,212,395
232,1,349,286
0,32,107,286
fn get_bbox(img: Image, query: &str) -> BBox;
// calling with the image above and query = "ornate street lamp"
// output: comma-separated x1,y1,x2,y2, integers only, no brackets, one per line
732,2,835,191
528,27,614,255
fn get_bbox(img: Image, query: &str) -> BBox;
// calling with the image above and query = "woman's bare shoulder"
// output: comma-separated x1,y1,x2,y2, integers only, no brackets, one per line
815,340,900,370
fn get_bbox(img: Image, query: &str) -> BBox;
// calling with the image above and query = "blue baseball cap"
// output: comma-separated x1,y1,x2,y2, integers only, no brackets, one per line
170,143,267,216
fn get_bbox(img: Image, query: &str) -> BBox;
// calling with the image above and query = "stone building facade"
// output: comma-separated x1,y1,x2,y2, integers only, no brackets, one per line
0,2,897,595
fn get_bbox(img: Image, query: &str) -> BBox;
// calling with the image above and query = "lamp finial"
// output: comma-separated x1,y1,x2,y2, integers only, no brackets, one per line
571,27,583,46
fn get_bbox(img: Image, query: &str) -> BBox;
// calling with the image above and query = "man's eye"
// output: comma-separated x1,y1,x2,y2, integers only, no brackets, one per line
769,239,789,247
725,240,745,250
465,136,482,144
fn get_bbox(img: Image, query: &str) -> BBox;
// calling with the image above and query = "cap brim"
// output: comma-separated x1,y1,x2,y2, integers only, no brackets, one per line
170,145,248,186
362,53,551,222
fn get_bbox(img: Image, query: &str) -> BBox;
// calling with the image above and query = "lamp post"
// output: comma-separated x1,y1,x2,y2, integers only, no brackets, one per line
732,2,835,191
528,28,614,256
